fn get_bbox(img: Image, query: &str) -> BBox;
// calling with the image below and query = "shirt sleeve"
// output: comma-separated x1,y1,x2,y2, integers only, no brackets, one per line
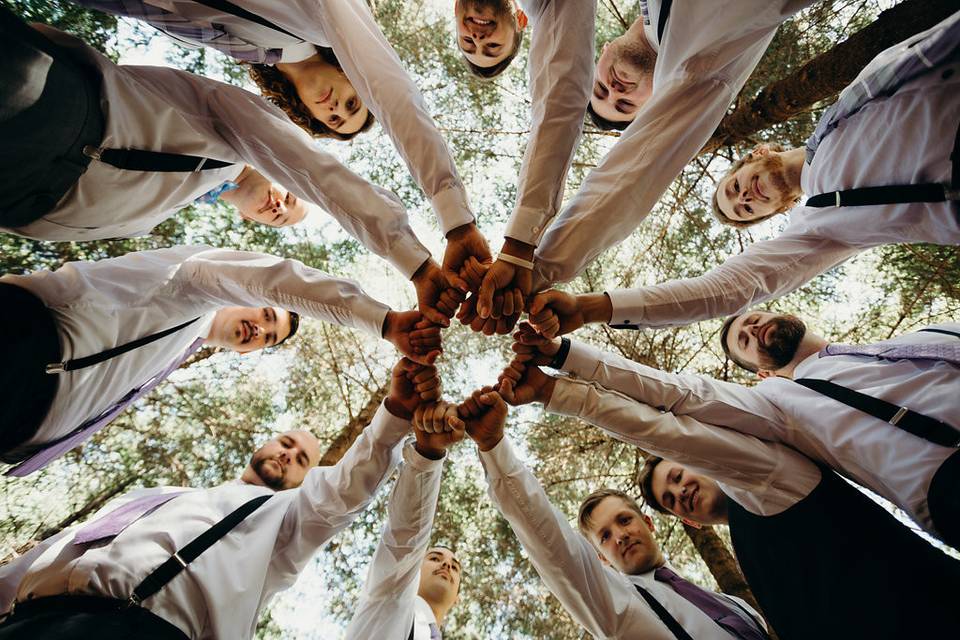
605,230,858,328
344,443,445,640
478,436,664,639
546,376,821,516
251,0,474,234
0,529,74,615
504,0,596,245
172,247,391,338
559,340,787,441
199,75,431,279
278,402,410,561
533,0,813,285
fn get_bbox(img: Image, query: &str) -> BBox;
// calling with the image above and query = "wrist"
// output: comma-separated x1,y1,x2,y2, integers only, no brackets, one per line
538,376,557,405
414,442,446,460
382,310,394,339
580,293,613,325
446,222,475,241
500,237,536,262
384,397,413,420
410,258,435,283
476,434,504,452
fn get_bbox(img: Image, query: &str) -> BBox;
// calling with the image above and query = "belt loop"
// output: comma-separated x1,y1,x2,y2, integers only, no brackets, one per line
889,406,909,426
944,186,960,201
834,191,841,207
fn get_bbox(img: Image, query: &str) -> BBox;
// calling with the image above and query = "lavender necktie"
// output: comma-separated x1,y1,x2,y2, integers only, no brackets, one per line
6,337,204,477
73,490,188,544
820,342,960,367
654,566,767,640
429,623,442,640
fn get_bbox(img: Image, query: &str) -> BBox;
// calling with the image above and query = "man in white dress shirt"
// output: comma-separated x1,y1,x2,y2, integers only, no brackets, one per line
527,11,960,333
0,358,441,639
497,340,960,638
505,314,960,548
471,0,814,318
346,402,465,639
459,388,769,639
0,245,442,475
0,11,467,326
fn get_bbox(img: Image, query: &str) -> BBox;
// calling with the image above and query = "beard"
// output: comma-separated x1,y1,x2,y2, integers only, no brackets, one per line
250,454,286,490
757,315,807,371
609,37,658,75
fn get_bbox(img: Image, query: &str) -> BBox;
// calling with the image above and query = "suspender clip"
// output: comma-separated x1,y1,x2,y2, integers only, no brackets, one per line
82,145,103,161
172,552,188,568
123,593,142,609
889,406,909,426
834,191,842,207
45,362,65,374
193,157,208,172
944,186,960,201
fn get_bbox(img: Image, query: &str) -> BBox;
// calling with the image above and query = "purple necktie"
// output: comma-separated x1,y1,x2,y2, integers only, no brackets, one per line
73,490,188,545
654,566,767,640
428,623,442,640
820,342,960,367
6,337,204,477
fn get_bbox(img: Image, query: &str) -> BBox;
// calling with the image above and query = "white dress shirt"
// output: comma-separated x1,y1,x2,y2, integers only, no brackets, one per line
547,376,822,516
606,57,960,328
345,443,445,640
532,0,816,286
503,0,596,245
3,25,430,279
479,435,760,639
116,0,475,235
559,329,960,536
0,403,409,640
0,245,390,448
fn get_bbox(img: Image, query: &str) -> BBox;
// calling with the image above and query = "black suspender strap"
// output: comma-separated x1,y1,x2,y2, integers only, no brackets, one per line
805,120,960,208
920,327,960,339
407,622,415,640
82,146,234,173
794,378,960,448
46,317,200,374
193,0,303,41
634,584,695,640
128,494,271,607
657,0,673,44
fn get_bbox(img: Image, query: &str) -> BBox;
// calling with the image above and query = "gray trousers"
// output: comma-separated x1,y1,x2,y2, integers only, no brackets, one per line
0,5,104,227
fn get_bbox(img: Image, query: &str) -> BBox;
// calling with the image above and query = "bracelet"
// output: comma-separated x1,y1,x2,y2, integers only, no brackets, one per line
549,337,571,369
497,253,535,270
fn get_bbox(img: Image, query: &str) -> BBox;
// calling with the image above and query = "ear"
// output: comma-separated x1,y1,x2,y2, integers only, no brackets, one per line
596,550,612,567
680,517,702,529
516,9,528,30
757,369,774,380
642,513,655,532
751,143,771,156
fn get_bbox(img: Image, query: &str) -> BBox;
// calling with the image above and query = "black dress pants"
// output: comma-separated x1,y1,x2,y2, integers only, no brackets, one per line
929,447,960,550
0,4,104,227
0,597,187,639
0,283,60,461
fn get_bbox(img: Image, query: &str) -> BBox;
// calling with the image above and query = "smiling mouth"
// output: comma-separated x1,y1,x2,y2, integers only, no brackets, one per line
759,323,774,347
434,570,451,581
466,16,494,26
622,541,641,558
316,87,333,105
752,175,767,200
240,319,253,343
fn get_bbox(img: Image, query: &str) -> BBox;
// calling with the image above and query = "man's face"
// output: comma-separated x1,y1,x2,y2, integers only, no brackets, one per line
248,430,322,490
590,39,655,125
453,0,519,68
233,171,307,227
418,546,462,609
716,150,799,223
288,55,369,136
586,496,663,575
208,306,293,354
726,311,808,375
651,462,727,525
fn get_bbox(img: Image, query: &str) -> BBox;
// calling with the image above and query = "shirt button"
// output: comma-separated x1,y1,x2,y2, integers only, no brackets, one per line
532,226,540,233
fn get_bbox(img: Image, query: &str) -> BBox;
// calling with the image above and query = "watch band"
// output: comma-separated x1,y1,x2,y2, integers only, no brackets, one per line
549,337,571,369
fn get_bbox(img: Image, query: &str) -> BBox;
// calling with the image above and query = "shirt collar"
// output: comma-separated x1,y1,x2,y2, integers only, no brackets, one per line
792,351,822,377
414,595,438,625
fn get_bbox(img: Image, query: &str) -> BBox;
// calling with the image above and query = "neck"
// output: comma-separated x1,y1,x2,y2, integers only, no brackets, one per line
782,147,807,196
778,334,829,378
239,466,262,486
422,594,450,627
274,54,318,83
219,165,253,207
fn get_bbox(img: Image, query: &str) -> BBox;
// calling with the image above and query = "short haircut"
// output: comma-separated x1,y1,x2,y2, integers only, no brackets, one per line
636,456,672,516
247,47,376,141
718,313,758,373
577,488,644,538
274,311,300,348
711,143,791,229
460,27,524,79
586,102,630,132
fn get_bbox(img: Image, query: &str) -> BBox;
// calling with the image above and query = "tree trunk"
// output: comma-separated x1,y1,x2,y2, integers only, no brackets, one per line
683,523,779,640
318,383,388,467
703,0,957,153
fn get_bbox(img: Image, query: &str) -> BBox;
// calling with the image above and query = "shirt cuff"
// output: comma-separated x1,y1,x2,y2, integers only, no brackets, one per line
504,206,551,247
352,294,392,340
372,402,413,449
545,377,591,417
605,288,646,327
387,237,433,281
477,435,522,479
403,440,446,471
431,187,475,235
559,340,603,381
